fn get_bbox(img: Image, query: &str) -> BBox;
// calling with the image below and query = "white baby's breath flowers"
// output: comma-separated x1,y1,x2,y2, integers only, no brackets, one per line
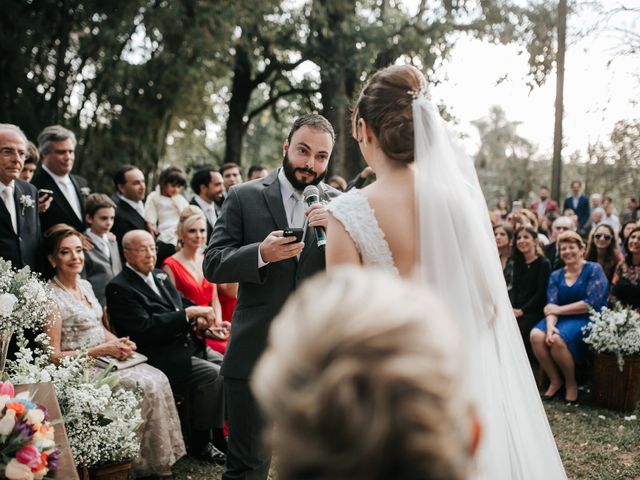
19,194,34,215
583,305,640,371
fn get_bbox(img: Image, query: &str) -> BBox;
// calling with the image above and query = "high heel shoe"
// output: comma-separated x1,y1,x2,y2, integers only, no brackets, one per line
541,385,564,401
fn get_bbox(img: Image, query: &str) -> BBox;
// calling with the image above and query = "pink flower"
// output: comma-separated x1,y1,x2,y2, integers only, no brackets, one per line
16,444,41,469
0,380,15,398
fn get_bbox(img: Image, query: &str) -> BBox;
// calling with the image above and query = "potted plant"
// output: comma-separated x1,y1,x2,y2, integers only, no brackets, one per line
8,345,142,479
583,305,640,412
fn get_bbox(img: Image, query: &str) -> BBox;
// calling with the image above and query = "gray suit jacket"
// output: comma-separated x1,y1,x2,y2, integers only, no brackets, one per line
83,237,123,306
204,170,339,379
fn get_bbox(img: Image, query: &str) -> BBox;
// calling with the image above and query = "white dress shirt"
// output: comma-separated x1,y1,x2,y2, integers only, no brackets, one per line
126,263,161,296
0,181,17,233
85,229,111,258
194,194,217,227
117,194,145,218
42,164,82,220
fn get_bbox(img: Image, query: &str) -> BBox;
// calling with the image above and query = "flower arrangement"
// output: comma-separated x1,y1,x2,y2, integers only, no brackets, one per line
583,304,640,371
0,260,53,341
8,343,142,468
0,380,59,480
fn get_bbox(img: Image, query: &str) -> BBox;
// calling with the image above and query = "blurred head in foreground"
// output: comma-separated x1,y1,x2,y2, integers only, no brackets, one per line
252,266,479,480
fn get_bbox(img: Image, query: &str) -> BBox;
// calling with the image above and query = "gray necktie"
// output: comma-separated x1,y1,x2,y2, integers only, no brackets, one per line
1,187,17,233
290,192,304,228
145,275,161,296
59,178,82,219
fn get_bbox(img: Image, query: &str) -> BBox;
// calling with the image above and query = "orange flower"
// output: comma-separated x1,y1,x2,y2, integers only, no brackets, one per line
5,402,25,415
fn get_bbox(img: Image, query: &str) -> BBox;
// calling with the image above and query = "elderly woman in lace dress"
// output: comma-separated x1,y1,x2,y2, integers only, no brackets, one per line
43,223,185,478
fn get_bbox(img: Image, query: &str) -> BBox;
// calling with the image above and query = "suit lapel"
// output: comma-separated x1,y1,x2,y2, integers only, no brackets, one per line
108,240,122,272
69,175,85,220
118,199,146,228
262,173,288,231
13,182,27,235
0,189,14,232
40,169,81,224
124,268,174,309
154,272,180,310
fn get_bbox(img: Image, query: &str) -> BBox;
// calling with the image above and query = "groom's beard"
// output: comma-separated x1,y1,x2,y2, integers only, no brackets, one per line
282,152,327,191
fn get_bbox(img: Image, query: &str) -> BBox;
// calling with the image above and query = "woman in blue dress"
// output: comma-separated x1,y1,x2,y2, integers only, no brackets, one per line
531,230,608,403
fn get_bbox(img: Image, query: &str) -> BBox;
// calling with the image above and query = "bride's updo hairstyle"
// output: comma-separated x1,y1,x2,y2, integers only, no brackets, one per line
253,266,475,480
352,64,426,164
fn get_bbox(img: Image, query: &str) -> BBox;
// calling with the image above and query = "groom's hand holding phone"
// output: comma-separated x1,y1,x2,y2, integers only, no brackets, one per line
260,230,304,263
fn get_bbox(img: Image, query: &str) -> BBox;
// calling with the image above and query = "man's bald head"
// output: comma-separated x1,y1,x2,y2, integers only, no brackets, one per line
122,230,157,275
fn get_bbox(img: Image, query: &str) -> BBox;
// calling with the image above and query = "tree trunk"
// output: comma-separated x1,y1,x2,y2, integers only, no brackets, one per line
223,46,253,166
551,0,567,202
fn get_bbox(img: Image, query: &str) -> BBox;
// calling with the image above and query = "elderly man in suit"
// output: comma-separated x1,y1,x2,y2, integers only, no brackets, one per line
190,168,225,241
0,124,42,271
106,229,226,464
32,125,89,234
204,114,340,480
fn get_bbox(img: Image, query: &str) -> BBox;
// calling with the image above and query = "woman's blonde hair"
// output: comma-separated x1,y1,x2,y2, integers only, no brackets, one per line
176,206,206,249
557,230,585,249
252,266,475,480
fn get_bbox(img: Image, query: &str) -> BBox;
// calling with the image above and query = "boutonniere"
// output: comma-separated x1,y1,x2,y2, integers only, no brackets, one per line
155,272,168,284
19,195,35,215
80,187,91,196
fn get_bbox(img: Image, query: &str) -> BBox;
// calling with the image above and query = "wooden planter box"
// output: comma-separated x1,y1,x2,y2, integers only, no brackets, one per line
591,352,640,412
78,461,132,480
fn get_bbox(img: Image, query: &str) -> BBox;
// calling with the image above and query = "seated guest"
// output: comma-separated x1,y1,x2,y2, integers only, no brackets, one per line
43,224,186,478
0,124,42,272
112,165,152,258
619,219,637,255
163,207,230,354
585,223,622,284
19,142,38,182
520,208,549,245
544,216,575,271
106,230,226,464
530,231,608,403
252,267,479,480
247,164,269,181
189,168,224,240
510,225,551,365
493,223,513,293
83,193,122,306
610,226,640,311
584,207,605,237
144,166,189,266
327,175,347,192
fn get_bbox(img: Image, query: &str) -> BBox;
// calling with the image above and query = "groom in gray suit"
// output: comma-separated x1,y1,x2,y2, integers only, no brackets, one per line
204,114,339,480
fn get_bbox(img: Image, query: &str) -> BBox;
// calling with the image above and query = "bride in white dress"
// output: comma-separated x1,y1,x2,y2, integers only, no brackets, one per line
326,64,566,479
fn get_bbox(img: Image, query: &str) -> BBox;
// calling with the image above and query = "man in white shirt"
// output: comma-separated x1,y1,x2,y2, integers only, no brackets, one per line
190,168,225,240
32,125,89,234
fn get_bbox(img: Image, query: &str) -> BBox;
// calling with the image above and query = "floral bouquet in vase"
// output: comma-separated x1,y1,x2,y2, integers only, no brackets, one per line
0,380,59,479
583,304,640,371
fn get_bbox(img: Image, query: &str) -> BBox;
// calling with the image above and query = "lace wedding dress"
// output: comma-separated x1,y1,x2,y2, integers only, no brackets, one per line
51,279,186,476
328,92,566,480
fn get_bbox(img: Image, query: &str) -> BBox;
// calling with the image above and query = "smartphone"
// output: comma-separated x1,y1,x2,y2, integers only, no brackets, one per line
283,228,304,242
38,189,53,199
511,200,522,212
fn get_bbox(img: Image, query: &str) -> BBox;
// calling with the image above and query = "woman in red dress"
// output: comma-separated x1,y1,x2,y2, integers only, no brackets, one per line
163,206,230,353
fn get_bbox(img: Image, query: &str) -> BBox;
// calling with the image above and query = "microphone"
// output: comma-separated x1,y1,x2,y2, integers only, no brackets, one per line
303,185,327,248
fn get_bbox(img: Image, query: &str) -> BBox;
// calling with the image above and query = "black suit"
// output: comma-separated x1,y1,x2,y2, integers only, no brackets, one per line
112,197,148,257
544,241,564,271
106,267,224,445
190,196,214,241
0,180,41,271
31,168,88,234
204,170,339,480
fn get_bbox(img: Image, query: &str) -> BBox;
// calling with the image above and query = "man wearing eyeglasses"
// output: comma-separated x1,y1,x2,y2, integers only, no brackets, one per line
544,216,576,271
0,124,42,272
106,229,227,466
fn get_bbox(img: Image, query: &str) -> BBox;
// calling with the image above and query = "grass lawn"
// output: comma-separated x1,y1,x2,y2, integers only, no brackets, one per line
172,400,640,480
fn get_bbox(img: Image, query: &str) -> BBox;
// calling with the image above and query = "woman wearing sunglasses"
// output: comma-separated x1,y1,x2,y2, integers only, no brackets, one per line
585,223,622,284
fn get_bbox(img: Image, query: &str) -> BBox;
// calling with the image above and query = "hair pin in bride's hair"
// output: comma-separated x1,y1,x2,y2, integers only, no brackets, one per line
408,79,430,101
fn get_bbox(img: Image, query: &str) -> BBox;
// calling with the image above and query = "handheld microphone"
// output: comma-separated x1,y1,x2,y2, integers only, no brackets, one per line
303,185,327,248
